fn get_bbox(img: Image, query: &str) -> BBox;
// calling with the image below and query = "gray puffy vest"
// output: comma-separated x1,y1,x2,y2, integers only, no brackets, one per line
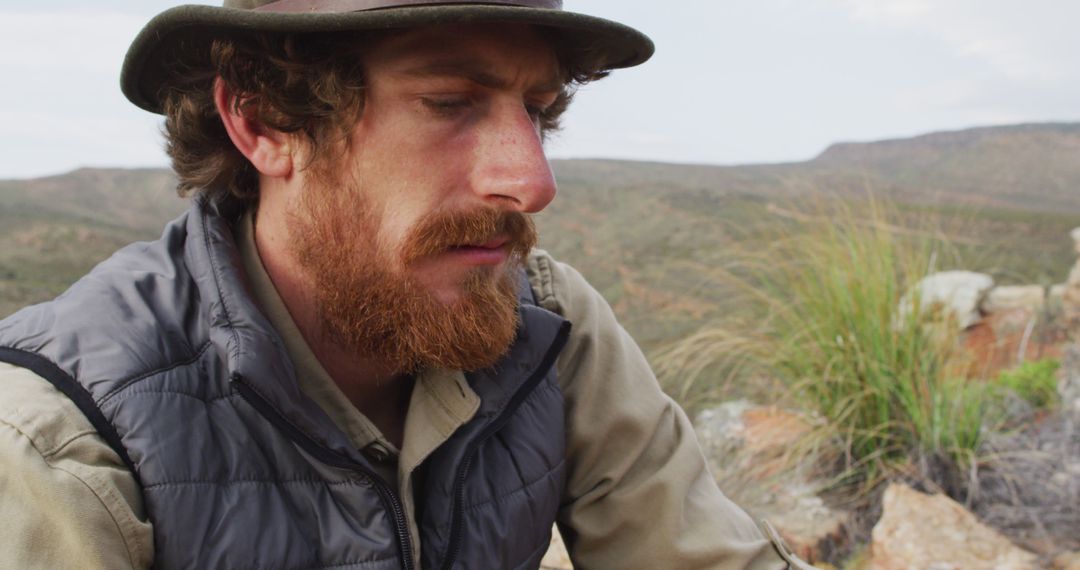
0,202,571,570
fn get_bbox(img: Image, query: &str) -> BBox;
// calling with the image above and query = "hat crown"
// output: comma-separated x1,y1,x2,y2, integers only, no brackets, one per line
122,0,649,113
222,0,564,11
223,0,271,7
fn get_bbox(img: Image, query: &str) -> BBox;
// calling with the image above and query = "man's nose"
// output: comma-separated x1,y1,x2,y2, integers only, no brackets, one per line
469,102,557,213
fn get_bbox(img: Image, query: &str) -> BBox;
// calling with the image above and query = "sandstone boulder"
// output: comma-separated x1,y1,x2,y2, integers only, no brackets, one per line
982,285,1047,314
869,483,1038,570
695,400,758,463
696,402,848,563
1054,551,1080,570
900,271,995,330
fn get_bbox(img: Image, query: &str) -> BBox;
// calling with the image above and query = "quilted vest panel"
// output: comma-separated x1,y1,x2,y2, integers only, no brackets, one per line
0,201,570,570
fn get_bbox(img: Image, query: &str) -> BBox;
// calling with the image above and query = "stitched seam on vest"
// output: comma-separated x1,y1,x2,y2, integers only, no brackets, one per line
201,206,242,361
99,340,213,406
237,556,400,570
463,457,566,512
143,478,366,490
291,560,398,570
108,387,240,406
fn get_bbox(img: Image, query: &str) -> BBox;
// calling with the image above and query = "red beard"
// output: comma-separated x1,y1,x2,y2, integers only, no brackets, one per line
290,175,537,373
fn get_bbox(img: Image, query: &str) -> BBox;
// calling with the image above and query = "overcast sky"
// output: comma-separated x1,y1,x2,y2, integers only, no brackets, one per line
2,0,1079,179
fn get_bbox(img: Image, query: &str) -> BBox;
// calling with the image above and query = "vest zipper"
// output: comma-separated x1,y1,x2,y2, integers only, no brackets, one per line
439,321,571,570
232,374,416,570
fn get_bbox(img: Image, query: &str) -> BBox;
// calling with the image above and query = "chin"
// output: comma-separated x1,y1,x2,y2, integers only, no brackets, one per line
420,266,501,304
429,286,467,306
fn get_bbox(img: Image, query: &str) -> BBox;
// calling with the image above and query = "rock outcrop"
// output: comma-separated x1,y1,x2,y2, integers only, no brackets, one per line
1054,551,1080,570
869,483,1038,570
696,402,848,563
982,285,1048,313
900,271,995,330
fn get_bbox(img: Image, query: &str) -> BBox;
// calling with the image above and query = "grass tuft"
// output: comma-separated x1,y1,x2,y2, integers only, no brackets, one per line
659,195,993,484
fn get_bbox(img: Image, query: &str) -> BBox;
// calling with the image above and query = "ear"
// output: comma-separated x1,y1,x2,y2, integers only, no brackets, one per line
213,77,294,179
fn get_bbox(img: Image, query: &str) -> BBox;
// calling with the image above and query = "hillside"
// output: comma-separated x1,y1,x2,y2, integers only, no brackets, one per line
539,123,1080,348
2,122,1079,352
813,123,1080,212
554,122,1080,214
0,169,188,316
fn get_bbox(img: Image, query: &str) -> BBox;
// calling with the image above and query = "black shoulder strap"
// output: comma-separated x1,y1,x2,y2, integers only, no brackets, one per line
0,347,142,487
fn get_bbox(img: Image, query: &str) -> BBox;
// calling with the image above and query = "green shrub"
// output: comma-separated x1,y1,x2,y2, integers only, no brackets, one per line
994,358,1060,408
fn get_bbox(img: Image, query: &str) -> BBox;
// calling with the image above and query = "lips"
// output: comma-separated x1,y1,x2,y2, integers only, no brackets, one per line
401,208,537,265
474,236,509,250
445,235,510,265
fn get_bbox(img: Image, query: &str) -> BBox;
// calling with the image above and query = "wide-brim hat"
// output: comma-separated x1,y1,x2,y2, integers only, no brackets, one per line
121,0,654,114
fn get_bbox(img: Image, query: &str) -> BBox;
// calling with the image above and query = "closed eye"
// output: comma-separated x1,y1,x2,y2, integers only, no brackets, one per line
421,96,473,118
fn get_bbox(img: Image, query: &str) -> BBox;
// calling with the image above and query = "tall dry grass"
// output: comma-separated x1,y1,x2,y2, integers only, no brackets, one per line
656,196,992,483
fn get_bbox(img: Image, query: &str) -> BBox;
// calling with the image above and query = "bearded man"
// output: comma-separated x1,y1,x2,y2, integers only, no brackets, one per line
0,2,804,569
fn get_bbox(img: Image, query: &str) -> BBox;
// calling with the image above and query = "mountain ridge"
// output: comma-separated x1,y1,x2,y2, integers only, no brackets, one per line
7,120,1080,214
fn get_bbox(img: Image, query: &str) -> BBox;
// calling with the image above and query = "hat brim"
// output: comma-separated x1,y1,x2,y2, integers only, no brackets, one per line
120,4,654,114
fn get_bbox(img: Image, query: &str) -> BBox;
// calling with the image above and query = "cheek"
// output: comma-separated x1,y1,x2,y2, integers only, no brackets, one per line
377,204,426,254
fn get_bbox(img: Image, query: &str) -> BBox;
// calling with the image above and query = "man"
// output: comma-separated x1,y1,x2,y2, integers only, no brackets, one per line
0,1,805,568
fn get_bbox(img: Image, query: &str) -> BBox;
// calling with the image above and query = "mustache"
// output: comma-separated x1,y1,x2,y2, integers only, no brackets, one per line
402,207,537,263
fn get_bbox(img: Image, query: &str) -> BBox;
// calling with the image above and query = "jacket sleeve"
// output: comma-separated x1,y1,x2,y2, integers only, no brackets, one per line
0,363,154,570
527,251,787,570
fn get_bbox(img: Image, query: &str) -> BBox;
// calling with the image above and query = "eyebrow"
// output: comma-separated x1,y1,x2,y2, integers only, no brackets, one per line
399,59,564,94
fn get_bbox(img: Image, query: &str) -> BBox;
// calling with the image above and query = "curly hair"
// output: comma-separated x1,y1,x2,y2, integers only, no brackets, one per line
159,28,608,212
